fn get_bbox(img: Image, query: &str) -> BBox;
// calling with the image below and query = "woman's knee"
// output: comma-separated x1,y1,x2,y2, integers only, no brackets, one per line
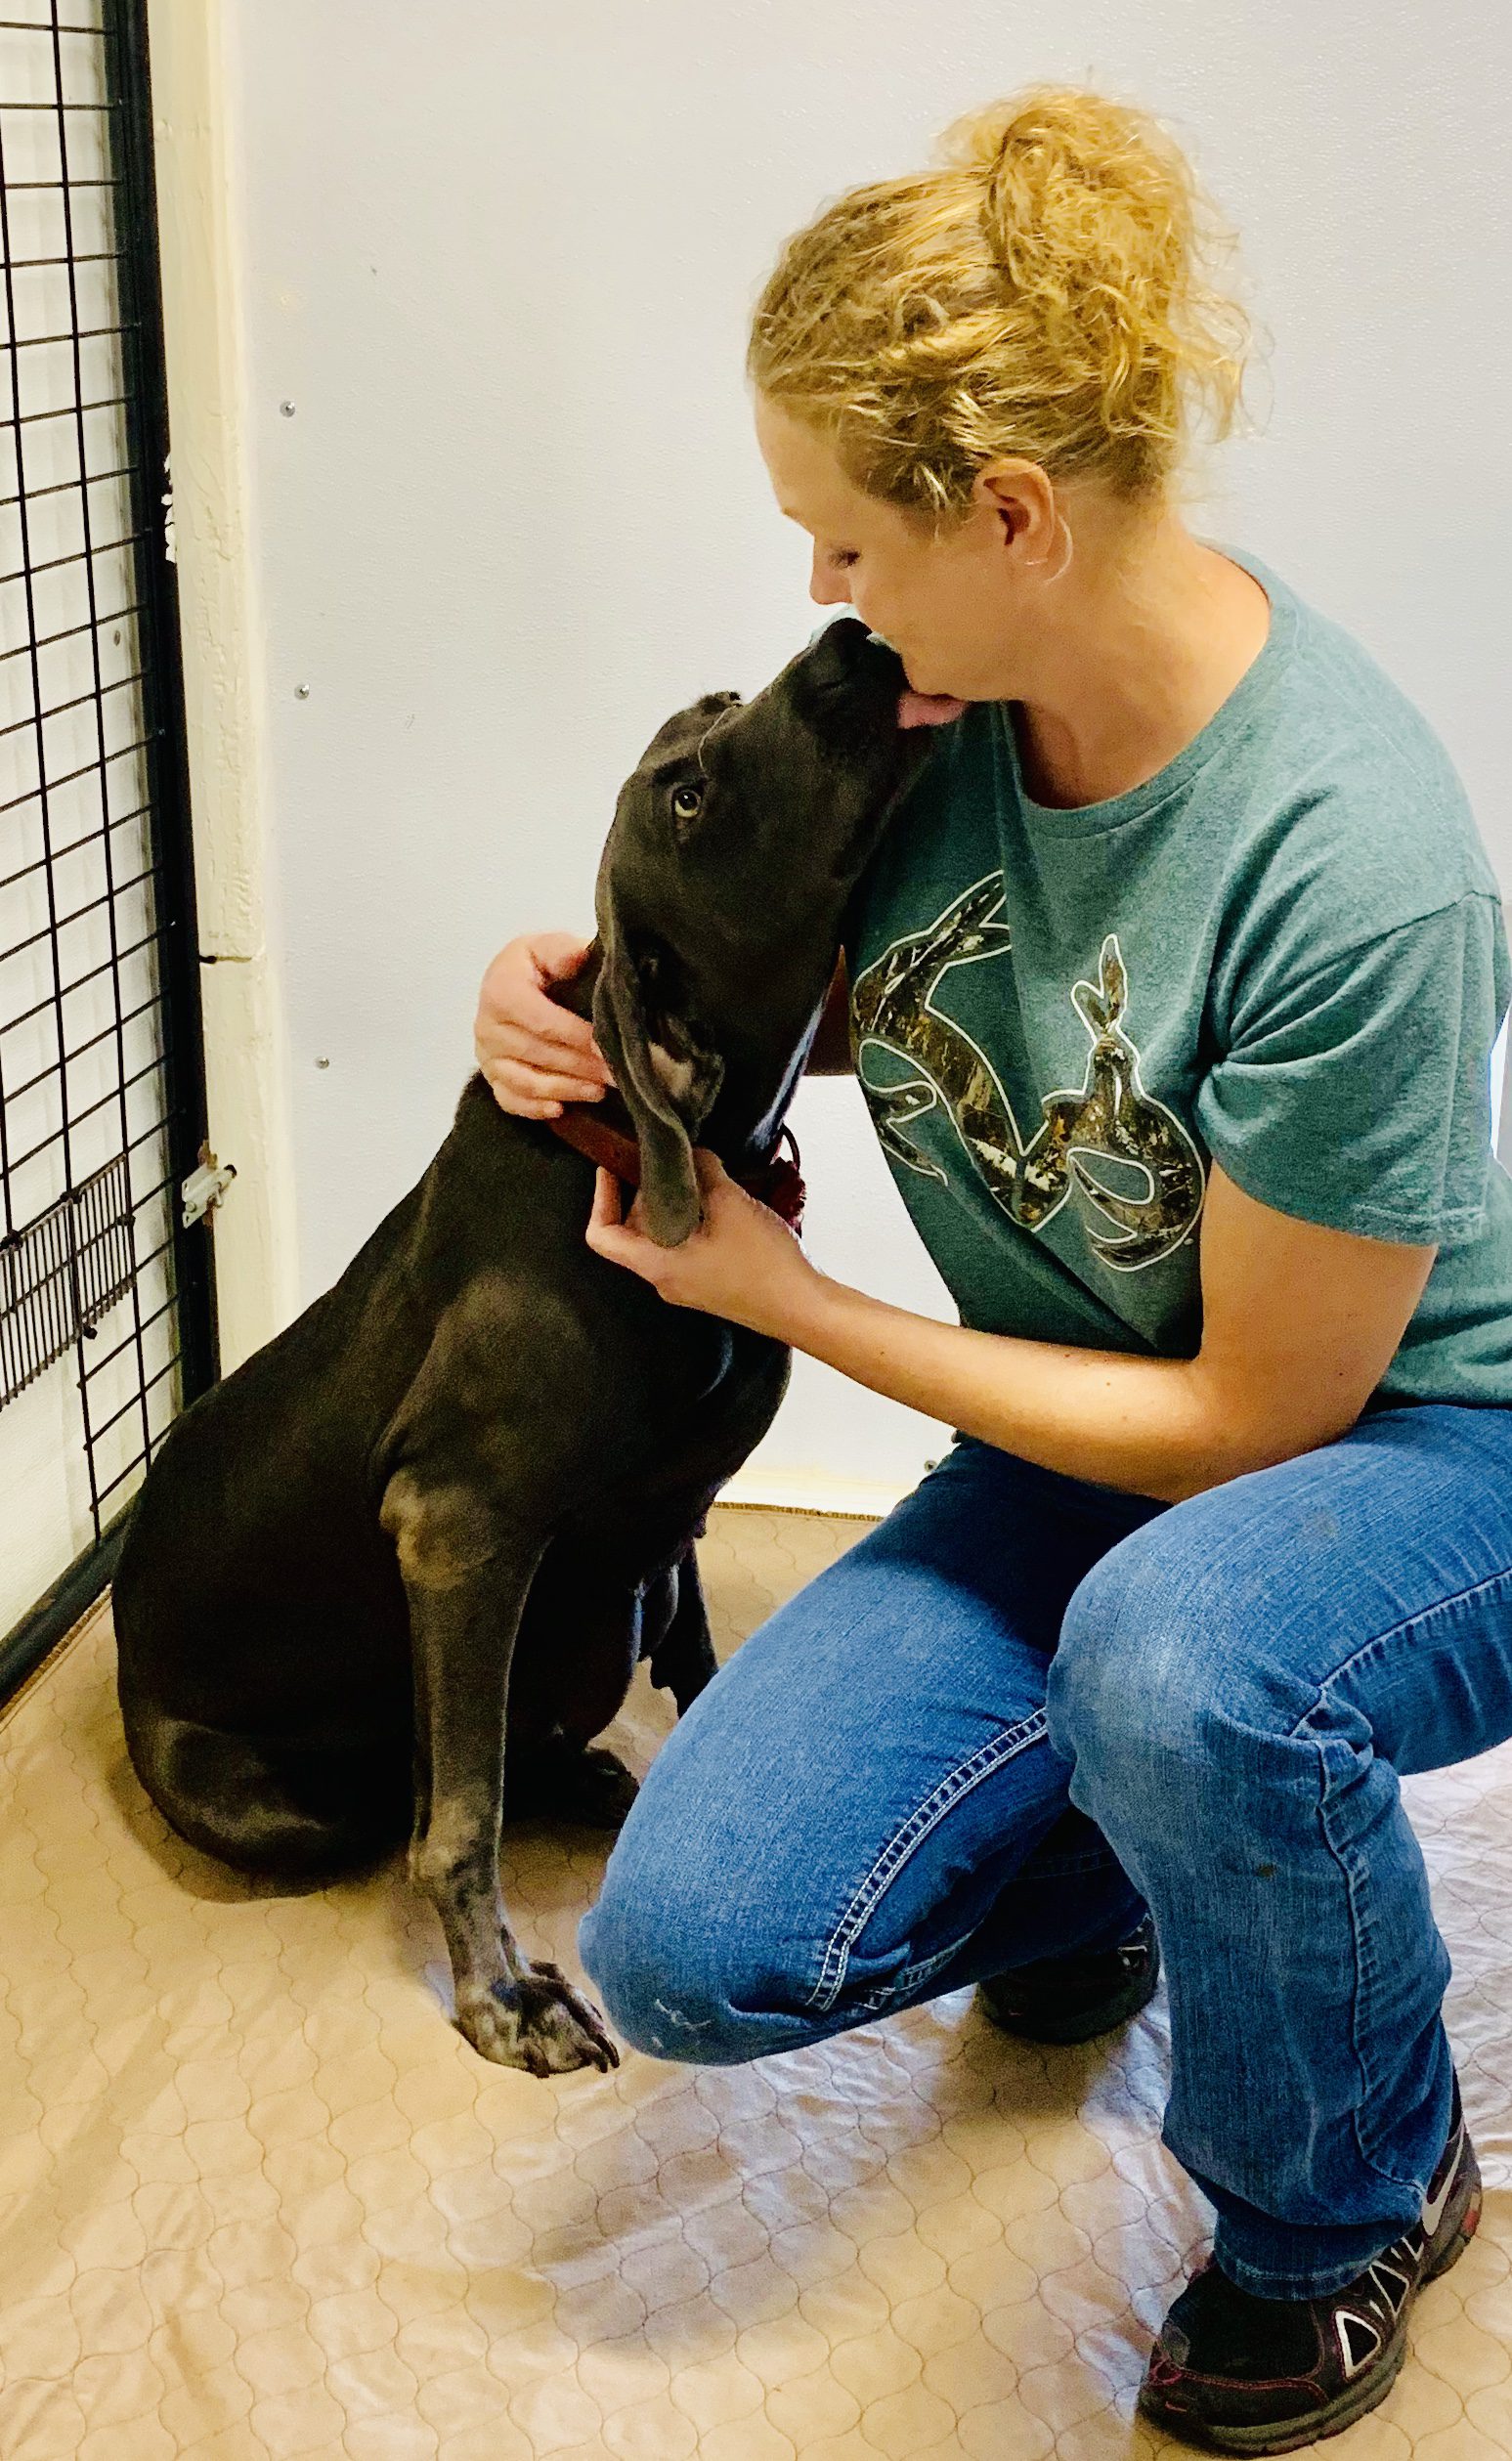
578,1795,819,2066
1047,1512,1283,1783
580,1882,740,2066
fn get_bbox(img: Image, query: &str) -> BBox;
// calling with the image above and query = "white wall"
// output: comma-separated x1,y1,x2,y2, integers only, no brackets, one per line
207,0,1510,1509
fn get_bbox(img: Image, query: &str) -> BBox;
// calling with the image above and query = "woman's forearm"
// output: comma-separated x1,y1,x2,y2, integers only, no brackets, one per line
781,1272,1251,1505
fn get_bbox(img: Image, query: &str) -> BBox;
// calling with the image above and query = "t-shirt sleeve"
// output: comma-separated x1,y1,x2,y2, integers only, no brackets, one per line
1194,892,1509,1247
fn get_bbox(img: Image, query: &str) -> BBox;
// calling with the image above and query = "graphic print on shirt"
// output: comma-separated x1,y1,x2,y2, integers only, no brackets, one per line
850,875,1206,1272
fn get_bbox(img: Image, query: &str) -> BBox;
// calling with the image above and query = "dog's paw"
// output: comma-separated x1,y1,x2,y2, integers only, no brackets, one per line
456,1961,621,2077
505,1742,640,1831
559,1747,639,1829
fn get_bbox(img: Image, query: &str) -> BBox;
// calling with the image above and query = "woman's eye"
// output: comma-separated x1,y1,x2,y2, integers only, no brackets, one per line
670,782,704,824
827,549,859,571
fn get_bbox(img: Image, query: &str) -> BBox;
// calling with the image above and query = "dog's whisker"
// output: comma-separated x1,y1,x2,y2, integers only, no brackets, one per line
696,704,740,778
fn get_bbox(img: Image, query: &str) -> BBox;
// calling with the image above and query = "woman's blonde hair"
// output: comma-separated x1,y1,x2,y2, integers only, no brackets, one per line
747,85,1254,520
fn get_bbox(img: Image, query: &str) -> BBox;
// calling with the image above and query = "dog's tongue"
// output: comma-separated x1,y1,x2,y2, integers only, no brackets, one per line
898,688,970,729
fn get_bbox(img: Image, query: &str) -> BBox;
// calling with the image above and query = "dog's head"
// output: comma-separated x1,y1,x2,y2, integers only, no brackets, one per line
591,617,937,1244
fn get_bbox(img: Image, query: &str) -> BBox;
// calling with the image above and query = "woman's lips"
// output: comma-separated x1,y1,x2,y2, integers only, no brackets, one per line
898,688,970,729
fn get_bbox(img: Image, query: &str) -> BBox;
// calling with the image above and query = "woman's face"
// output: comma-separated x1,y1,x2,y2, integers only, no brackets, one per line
754,395,1047,708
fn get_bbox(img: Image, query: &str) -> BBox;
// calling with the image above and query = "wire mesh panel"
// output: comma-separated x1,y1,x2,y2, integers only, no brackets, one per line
0,0,213,1662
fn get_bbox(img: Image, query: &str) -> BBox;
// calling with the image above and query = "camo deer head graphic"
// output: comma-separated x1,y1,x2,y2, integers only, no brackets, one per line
850,878,1205,1271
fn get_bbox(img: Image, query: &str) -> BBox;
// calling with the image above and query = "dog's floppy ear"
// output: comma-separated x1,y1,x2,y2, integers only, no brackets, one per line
592,942,710,1247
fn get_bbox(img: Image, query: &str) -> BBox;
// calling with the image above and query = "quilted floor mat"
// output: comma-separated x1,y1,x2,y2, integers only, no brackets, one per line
2,1505,1510,2460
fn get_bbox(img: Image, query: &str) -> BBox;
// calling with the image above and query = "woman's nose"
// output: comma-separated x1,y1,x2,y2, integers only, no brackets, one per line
809,549,851,609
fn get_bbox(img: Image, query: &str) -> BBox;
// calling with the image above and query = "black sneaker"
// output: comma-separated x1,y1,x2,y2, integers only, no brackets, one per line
976,1914,1160,2045
1139,2069,1482,2454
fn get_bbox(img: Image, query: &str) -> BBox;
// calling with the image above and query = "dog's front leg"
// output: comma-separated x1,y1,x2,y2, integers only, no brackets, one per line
382,1472,619,2076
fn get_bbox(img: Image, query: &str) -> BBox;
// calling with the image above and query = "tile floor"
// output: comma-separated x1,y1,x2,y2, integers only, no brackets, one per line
3,1505,1511,2460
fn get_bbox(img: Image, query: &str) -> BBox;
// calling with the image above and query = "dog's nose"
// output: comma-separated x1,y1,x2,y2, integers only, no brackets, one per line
822,616,869,662
812,616,898,686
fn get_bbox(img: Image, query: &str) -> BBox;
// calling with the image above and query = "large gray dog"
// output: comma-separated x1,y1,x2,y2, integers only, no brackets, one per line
112,616,932,2078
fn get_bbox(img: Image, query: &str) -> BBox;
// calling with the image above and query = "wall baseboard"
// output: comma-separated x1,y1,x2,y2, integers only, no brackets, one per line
718,1467,912,1520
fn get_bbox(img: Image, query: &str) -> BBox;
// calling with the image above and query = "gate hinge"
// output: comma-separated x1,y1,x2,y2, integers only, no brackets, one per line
181,1143,238,1229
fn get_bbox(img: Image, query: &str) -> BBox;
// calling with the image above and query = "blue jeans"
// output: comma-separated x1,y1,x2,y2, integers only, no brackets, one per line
579,1405,1512,2298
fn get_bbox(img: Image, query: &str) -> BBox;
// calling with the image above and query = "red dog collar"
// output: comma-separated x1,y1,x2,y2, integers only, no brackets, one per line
548,1110,806,1232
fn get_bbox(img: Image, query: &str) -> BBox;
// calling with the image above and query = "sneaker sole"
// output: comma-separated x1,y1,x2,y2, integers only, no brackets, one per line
1136,2152,1483,2455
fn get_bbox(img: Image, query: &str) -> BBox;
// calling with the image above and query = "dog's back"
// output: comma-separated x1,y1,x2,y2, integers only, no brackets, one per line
112,1165,433,1871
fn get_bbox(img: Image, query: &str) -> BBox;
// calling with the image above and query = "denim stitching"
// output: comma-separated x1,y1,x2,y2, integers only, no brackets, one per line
1288,1565,1512,2191
850,1932,988,2015
806,1708,1049,2013
1023,1847,1120,1878
1284,1558,1512,1742
1313,1737,1434,2191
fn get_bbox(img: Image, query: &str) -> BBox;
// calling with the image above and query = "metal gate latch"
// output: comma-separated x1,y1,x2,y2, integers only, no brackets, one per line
181,1144,238,1229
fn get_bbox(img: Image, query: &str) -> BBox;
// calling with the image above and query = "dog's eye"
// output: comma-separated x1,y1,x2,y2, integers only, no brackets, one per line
670,782,704,825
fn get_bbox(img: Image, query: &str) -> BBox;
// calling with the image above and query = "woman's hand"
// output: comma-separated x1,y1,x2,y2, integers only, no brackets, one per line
584,1150,823,1337
474,930,615,1118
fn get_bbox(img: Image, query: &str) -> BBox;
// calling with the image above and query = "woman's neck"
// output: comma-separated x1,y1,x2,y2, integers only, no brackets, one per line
1013,522,1273,810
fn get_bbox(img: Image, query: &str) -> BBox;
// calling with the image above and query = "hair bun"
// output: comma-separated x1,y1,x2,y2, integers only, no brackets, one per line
942,86,1194,290
749,81,1253,513
941,90,1078,176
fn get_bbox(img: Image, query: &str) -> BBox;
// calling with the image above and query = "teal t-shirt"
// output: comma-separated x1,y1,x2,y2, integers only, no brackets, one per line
840,545,1512,1411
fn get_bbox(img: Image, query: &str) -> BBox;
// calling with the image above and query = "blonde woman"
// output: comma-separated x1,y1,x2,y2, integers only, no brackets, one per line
475,90,1512,2450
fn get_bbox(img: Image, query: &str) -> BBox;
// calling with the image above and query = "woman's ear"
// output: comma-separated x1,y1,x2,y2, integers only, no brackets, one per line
975,457,1057,553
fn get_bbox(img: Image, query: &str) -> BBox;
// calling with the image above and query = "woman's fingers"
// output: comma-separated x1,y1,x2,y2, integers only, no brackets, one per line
483,1085,563,1122
588,1166,622,1232
487,1017,609,1087
475,928,615,1114
482,1057,606,1113
516,981,608,1063
525,934,611,1066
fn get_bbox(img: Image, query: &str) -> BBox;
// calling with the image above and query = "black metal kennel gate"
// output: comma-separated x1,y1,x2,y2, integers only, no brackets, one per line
0,0,215,1700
